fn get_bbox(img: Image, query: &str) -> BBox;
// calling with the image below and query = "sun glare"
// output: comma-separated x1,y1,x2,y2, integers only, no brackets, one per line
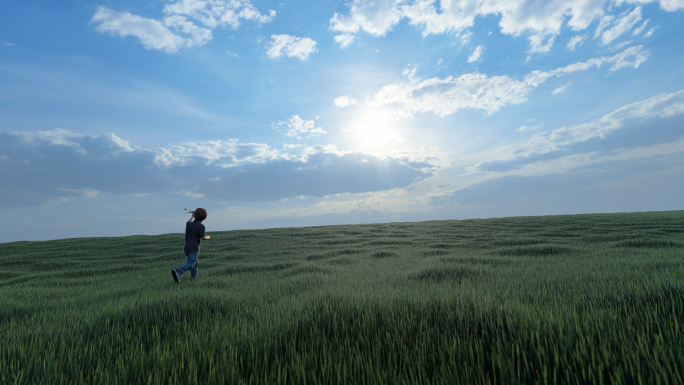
346,107,403,155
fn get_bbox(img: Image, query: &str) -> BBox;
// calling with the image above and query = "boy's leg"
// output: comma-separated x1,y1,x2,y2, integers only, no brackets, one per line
191,258,198,278
178,252,198,274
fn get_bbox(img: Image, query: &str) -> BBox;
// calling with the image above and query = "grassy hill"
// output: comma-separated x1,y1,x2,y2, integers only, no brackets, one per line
1,211,683,384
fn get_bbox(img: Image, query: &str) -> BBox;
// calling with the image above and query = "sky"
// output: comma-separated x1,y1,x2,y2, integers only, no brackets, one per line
1,0,683,243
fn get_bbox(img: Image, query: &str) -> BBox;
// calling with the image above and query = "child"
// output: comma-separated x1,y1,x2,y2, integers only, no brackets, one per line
172,208,210,283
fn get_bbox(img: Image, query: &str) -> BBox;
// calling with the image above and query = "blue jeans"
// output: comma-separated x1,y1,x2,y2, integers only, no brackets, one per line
178,252,199,278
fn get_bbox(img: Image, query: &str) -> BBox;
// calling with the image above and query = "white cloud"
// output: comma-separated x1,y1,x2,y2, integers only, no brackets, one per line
334,33,356,48
402,65,418,80
596,6,642,45
92,7,189,53
459,30,473,44
527,34,556,54
603,44,649,71
552,82,571,94
155,139,280,167
334,96,357,107
529,44,648,75
329,0,607,52
163,0,275,28
266,34,318,60
278,115,327,138
401,0,479,36
566,34,587,50
92,1,274,53
330,0,403,36
17,127,81,147
643,28,655,37
632,18,650,35
613,39,634,50
492,0,606,51
614,0,684,12
329,0,683,52
373,45,649,116
516,124,542,132
467,44,484,62
163,15,213,47
374,73,533,117
658,0,684,11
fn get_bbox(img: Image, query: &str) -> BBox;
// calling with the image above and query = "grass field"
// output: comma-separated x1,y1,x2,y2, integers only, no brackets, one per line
1,210,683,384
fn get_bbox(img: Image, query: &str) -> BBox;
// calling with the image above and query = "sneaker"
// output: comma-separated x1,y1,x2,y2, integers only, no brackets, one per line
171,269,181,283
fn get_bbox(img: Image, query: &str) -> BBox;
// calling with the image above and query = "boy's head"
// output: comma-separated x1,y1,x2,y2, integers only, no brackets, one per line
194,208,207,221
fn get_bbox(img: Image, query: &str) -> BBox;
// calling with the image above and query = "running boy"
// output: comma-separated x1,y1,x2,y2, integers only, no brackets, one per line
172,208,210,283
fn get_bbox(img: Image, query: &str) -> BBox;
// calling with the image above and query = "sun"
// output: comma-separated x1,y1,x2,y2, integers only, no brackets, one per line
345,107,403,155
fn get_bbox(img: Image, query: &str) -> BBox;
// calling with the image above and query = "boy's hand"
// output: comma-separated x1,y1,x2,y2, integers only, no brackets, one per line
201,235,210,240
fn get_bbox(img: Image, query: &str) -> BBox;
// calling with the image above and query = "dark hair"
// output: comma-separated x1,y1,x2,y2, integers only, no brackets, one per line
194,208,207,221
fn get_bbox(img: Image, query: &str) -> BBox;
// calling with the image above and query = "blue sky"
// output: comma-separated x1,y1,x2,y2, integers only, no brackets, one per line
1,0,683,242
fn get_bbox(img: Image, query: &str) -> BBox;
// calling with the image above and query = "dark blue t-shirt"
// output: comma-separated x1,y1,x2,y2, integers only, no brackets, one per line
184,220,206,255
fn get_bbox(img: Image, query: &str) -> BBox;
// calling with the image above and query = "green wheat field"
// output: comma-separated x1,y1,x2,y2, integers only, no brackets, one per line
1,211,683,384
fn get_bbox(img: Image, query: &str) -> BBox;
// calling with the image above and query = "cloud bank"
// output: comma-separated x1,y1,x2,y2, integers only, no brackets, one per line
0,129,435,207
474,90,684,172
428,90,684,214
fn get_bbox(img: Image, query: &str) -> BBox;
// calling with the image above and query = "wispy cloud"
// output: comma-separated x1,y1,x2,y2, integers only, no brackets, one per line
595,6,643,45
527,90,684,153
431,90,684,214
566,34,587,50
474,90,684,172
552,82,571,95
373,45,649,116
438,150,684,216
266,34,318,60
467,44,484,63
632,18,650,35
334,33,356,48
516,124,542,133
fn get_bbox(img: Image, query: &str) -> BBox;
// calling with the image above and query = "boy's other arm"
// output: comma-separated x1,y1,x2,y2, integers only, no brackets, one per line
188,211,195,222
201,235,211,240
